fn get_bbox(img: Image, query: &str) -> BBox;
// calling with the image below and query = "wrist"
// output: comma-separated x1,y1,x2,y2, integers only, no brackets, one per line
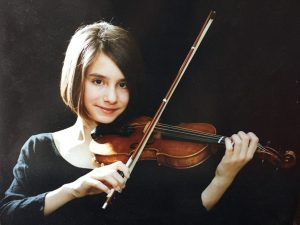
213,174,234,188
44,184,77,216
61,183,80,200
201,175,234,211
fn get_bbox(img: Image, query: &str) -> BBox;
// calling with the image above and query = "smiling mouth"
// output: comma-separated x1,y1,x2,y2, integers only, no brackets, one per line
97,106,118,114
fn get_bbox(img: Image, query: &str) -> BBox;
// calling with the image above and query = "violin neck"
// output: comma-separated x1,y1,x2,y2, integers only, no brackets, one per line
156,124,226,145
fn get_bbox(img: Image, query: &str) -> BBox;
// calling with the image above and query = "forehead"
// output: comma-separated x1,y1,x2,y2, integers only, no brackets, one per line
86,52,125,80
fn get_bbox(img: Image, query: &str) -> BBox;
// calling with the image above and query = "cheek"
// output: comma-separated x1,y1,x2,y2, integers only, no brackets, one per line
83,82,98,106
119,90,130,108
84,89,92,104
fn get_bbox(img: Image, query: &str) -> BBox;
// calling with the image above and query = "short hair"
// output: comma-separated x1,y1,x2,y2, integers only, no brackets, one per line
60,21,144,124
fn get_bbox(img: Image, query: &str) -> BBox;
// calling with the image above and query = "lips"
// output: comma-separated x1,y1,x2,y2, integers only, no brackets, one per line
96,105,118,114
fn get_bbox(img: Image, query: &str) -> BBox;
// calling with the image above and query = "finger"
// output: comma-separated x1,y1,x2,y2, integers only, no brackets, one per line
106,176,123,191
90,167,124,191
225,137,234,155
110,170,127,187
110,161,130,179
246,132,259,159
231,134,242,155
87,177,110,194
237,131,250,158
92,167,122,187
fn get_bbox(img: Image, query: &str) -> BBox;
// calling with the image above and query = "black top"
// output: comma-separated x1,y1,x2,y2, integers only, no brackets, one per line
0,133,218,225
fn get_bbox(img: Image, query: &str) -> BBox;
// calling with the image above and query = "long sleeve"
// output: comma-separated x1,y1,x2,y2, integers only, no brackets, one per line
1,133,221,225
0,137,47,225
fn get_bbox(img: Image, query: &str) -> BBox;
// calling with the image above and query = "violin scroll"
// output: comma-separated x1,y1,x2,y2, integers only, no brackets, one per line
282,150,296,169
255,145,296,169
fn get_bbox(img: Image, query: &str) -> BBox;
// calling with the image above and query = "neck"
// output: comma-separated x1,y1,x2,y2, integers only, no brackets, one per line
74,117,98,143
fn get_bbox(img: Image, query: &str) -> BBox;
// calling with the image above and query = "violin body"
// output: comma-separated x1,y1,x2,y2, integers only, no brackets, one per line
90,116,217,169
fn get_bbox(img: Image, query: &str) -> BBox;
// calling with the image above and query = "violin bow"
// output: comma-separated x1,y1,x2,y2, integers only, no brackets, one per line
102,10,216,209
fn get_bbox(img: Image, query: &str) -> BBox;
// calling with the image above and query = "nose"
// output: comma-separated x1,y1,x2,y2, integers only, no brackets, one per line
103,86,117,104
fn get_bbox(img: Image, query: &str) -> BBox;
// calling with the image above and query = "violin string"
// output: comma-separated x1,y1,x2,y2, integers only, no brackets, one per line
257,144,281,158
157,123,224,142
155,124,282,164
129,123,226,144
128,123,282,160
158,124,281,157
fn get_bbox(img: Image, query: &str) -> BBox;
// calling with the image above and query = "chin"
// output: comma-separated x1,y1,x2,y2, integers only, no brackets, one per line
95,115,118,124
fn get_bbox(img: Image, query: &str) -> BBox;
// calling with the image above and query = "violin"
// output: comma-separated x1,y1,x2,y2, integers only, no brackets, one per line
94,11,296,209
90,116,296,170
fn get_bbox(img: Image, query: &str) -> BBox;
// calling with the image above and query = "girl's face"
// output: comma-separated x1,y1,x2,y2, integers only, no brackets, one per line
83,52,129,125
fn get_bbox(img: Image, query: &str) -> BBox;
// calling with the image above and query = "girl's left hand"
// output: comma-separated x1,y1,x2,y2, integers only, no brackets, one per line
215,131,259,183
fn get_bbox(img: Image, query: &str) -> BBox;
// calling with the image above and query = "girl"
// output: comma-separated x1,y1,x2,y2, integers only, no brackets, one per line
0,21,258,225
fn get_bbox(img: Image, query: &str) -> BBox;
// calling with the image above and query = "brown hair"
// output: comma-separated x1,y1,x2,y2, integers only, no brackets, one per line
60,21,144,123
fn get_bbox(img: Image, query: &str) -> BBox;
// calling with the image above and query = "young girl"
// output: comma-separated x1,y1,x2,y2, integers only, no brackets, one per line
0,21,258,225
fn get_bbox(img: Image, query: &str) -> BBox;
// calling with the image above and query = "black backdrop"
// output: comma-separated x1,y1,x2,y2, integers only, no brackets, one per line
0,0,299,224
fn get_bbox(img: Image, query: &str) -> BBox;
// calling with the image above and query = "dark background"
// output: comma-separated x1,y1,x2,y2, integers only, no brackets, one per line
0,0,299,224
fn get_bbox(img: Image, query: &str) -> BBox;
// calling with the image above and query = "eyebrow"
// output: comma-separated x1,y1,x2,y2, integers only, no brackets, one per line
87,73,127,82
86,73,106,78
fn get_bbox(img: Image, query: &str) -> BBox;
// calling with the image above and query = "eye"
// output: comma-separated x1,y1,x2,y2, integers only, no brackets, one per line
119,81,128,89
93,79,103,85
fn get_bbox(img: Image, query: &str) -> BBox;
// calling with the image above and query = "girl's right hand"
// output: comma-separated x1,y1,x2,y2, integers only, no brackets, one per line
65,161,130,198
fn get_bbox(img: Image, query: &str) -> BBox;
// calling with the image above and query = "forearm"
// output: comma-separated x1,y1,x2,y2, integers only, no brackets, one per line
44,184,76,216
201,175,234,211
201,132,258,210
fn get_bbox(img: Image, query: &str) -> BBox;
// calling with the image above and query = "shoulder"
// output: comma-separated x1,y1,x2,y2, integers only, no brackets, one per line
23,133,54,150
19,133,56,162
